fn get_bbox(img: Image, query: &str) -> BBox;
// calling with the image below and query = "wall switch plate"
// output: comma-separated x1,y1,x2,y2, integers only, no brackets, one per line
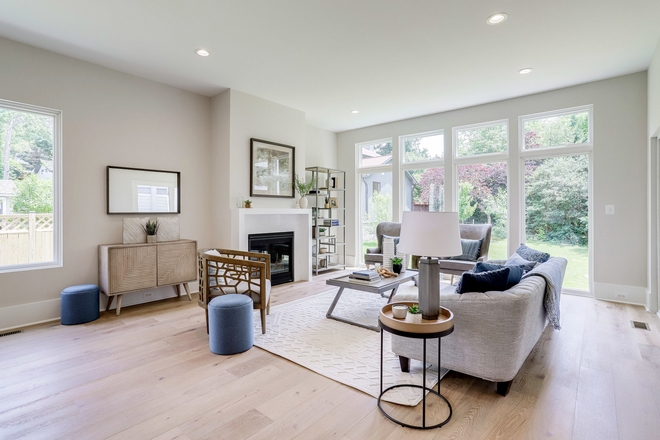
616,292,626,299
606,205,615,215
144,292,153,299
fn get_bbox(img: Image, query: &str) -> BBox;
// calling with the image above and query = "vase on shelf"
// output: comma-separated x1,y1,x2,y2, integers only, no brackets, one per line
299,196,308,209
147,235,157,243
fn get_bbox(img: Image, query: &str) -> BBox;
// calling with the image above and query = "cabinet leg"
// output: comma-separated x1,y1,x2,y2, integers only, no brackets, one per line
116,295,123,316
174,284,181,297
106,295,114,312
183,283,192,301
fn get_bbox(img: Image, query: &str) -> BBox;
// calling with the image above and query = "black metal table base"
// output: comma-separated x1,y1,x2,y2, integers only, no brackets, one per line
378,384,452,429
378,319,454,429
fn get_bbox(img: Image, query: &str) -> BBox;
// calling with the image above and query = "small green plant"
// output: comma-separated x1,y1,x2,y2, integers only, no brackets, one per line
143,220,159,236
244,199,252,207
319,227,326,233
324,196,330,204
293,174,316,197
408,304,420,314
391,257,403,265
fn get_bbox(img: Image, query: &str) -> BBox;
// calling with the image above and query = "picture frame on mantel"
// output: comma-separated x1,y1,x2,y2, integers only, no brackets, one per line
250,138,295,198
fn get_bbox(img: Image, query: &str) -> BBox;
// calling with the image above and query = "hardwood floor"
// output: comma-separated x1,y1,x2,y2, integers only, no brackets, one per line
1,272,660,439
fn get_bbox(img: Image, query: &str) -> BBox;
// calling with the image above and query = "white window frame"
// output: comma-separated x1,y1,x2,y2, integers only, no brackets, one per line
452,119,509,159
399,130,446,214
0,99,63,274
356,138,393,264
518,105,593,295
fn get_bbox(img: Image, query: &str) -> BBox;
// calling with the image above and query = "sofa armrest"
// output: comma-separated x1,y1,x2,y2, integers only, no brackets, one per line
366,247,380,254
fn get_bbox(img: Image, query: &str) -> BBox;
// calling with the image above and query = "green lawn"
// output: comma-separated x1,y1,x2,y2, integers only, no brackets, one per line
362,238,588,291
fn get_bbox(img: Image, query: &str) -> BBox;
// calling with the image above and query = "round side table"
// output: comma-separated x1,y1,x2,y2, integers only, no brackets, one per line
378,302,454,430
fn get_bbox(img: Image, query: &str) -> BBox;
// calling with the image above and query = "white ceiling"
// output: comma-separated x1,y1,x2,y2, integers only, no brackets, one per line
0,0,659,132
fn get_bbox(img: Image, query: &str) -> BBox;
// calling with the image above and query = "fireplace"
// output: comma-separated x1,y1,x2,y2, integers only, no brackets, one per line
248,231,294,286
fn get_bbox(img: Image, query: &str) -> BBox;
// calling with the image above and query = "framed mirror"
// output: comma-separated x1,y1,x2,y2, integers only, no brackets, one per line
107,166,180,214
250,138,295,198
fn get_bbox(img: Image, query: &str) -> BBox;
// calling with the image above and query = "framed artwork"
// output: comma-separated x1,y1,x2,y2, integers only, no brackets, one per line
330,177,336,188
329,197,338,208
250,138,295,198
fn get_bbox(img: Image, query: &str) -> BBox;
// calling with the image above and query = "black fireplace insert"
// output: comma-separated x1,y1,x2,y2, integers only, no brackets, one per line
248,231,294,286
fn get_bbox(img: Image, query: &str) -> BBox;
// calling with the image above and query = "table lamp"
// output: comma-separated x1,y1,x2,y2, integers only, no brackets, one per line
397,211,462,320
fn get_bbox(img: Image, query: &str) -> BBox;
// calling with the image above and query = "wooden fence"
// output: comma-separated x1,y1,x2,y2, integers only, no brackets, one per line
0,213,53,265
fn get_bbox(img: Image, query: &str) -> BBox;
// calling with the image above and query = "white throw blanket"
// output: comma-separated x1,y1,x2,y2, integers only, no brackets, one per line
522,256,568,330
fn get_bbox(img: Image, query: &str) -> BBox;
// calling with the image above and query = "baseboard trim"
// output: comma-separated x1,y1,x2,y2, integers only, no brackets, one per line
0,283,200,332
593,282,646,306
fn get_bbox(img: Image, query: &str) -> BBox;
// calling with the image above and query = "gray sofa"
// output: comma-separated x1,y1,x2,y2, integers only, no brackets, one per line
390,257,567,396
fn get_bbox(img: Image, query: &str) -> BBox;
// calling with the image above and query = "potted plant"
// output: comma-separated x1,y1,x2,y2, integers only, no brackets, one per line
319,227,327,236
143,220,159,243
293,174,316,209
391,256,403,274
324,196,330,209
406,304,422,324
244,199,252,208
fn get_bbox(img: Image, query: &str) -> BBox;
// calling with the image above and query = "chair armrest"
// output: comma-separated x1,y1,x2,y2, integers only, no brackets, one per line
366,247,380,254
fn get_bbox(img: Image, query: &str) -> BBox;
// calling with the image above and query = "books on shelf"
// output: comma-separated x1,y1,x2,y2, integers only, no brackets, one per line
323,219,340,226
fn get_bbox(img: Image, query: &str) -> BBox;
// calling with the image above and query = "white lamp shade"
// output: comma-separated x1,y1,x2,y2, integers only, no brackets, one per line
397,211,462,258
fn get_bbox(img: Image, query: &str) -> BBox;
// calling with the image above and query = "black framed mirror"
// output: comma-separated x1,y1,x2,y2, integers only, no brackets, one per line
107,166,180,214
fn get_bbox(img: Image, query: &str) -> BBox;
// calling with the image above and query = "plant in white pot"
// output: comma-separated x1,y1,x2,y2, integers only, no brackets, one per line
143,220,159,243
293,174,316,209
319,227,327,236
405,304,422,324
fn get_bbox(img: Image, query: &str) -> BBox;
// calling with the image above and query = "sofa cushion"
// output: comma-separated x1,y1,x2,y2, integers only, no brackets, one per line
515,243,550,263
449,238,483,261
457,267,510,294
505,253,538,272
474,262,524,289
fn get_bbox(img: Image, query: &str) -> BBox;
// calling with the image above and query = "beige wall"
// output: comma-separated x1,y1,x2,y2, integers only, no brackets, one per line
338,72,648,301
305,125,338,170
0,37,213,327
649,39,660,138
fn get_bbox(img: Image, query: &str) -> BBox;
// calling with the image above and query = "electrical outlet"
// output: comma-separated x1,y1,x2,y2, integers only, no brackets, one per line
616,292,626,299
144,292,153,299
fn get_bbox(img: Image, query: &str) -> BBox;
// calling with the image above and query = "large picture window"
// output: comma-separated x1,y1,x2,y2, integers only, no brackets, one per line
0,99,61,272
454,120,508,157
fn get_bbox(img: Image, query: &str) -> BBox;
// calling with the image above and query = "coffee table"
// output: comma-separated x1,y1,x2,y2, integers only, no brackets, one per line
325,270,418,332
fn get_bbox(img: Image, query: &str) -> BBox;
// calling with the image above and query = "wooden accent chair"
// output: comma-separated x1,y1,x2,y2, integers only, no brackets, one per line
198,249,271,334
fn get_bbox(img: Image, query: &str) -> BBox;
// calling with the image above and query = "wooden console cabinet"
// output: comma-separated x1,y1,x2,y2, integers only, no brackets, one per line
99,239,197,315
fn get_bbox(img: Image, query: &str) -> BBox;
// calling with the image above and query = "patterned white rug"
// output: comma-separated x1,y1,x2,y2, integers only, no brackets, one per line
252,283,448,406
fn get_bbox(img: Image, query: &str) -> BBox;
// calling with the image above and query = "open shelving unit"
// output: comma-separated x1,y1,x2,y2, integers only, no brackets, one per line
305,166,346,275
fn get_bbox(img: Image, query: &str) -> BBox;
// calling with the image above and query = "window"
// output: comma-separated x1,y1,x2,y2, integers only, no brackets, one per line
404,167,444,212
454,120,508,157
137,185,171,212
372,181,381,194
522,107,591,150
0,99,61,272
359,140,392,167
401,131,443,163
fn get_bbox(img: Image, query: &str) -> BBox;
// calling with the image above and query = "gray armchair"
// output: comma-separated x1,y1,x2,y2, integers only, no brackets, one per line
437,223,492,283
364,222,401,268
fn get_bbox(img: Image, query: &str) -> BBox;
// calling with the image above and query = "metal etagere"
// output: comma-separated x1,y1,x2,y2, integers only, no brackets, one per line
305,166,346,275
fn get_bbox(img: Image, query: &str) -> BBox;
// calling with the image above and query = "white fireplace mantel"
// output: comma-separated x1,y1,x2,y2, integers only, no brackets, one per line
233,208,312,281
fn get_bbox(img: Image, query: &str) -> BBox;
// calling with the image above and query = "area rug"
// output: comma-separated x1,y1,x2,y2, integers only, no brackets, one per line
252,284,448,406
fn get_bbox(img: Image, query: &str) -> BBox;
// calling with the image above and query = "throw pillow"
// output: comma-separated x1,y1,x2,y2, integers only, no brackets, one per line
474,262,524,289
505,253,538,272
515,243,550,263
449,238,483,261
457,267,510,294
382,234,400,254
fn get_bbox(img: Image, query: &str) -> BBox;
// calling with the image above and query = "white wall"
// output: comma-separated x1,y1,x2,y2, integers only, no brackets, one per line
338,72,648,303
649,39,660,139
0,37,213,329
305,125,338,170
647,38,660,312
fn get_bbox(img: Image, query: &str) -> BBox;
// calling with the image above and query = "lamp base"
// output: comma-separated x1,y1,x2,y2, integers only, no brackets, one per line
418,257,440,320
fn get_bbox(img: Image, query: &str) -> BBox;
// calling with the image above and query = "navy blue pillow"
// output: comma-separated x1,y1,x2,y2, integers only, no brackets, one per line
515,244,550,263
474,262,524,289
449,238,483,261
458,267,510,294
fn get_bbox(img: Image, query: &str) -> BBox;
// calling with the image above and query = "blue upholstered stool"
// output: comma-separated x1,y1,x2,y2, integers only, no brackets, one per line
208,294,254,355
61,284,100,325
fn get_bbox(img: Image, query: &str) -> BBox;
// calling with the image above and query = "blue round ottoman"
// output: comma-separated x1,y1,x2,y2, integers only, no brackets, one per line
208,294,254,355
61,284,100,325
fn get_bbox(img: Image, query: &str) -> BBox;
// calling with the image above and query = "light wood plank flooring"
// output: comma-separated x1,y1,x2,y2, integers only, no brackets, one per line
1,271,660,439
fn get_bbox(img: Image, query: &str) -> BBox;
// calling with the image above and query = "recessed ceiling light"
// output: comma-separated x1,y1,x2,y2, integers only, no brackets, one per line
486,13,508,25
518,68,533,75
196,49,210,57
351,110,359,114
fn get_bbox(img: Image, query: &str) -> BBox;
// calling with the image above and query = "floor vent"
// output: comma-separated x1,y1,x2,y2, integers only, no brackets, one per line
0,329,23,338
630,320,651,331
